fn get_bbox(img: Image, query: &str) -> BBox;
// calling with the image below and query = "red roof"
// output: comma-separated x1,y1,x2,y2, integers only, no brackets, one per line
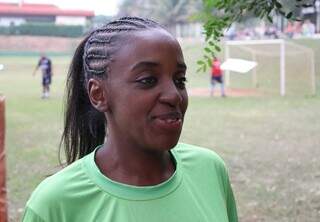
0,2,94,17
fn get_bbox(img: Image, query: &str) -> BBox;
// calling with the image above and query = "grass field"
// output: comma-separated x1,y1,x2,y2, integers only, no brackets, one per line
0,39,320,221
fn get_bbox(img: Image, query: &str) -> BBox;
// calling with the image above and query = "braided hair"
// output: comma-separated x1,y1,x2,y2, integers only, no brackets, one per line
60,17,162,164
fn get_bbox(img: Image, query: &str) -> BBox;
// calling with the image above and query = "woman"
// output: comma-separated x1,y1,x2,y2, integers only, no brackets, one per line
23,17,238,222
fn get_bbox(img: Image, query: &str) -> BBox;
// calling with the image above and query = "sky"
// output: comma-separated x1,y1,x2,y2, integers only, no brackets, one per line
2,0,120,16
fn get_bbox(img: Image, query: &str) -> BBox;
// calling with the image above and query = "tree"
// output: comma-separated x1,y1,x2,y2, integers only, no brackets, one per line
118,0,202,26
197,0,317,72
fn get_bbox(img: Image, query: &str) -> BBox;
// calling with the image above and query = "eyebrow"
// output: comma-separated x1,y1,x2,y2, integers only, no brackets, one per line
131,61,159,72
131,61,187,72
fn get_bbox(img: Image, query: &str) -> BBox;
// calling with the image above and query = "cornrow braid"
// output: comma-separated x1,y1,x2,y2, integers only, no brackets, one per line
61,17,162,164
83,17,159,80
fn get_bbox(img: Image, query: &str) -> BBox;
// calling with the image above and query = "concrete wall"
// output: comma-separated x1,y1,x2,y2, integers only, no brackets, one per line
55,16,87,26
0,35,81,53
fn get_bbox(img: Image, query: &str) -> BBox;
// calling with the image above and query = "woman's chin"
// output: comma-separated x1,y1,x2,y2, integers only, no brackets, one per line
146,137,180,152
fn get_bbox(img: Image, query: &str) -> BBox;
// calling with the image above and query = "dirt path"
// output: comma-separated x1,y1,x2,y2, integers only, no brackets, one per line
188,87,261,97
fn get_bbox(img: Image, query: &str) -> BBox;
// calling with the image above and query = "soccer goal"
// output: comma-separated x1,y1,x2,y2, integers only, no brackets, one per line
224,39,316,96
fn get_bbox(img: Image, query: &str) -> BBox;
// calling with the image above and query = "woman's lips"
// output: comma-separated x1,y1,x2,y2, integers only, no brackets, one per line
152,111,183,131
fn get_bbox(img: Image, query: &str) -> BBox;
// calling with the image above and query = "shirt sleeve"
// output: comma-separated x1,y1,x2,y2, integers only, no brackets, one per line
222,166,238,222
226,181,238,222
22,206,46,222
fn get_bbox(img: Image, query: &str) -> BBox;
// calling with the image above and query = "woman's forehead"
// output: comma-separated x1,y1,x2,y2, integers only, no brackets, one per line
122,29,182,56
108,29,185,74
131,28,175,40
119,28,179,49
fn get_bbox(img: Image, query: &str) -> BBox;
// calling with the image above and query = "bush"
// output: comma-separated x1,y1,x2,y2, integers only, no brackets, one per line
0,23,84,37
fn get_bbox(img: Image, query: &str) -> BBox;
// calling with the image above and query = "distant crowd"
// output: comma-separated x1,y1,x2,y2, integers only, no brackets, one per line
225,19,317,40
284,20,316,38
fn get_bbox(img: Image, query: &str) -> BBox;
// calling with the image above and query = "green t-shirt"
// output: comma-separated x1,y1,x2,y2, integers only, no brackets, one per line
23,143,238,222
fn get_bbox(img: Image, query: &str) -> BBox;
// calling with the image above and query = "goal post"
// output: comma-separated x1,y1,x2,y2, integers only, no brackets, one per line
280,40,285,96
224,39,316,96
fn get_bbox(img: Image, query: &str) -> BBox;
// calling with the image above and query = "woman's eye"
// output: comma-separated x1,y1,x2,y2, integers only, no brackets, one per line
174,77,187,89
136,76,157,87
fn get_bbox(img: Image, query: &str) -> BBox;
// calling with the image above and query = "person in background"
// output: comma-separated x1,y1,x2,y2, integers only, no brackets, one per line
264,25,279,39
284,22,295,38
23,17,237,221
302,19,316,37
293,21,302,37
211,57,226,97
33,54,53,99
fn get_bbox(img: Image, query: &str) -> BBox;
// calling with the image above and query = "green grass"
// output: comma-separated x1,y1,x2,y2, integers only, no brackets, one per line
1,39,320,221
182,97,320,221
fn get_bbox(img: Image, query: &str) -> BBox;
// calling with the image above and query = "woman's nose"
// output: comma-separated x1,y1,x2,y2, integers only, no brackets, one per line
158,81,183,107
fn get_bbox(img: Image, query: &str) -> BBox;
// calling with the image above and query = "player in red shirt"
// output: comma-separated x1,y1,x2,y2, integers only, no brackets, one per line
210,57,226,97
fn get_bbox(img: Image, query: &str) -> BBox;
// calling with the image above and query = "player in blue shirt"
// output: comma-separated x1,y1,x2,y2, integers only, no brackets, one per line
33,54,52,99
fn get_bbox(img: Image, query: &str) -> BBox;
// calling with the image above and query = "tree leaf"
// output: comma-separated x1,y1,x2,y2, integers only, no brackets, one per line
197,60,205,65
214,45,221,52
208,41,214,46
204,47,212,53
275,1,282,9
286,12,293,19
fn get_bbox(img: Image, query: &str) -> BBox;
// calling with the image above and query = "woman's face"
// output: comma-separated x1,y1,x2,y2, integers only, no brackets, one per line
104,28,188,152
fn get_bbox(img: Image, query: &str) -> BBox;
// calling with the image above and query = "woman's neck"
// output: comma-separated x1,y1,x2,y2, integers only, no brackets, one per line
95,140,176,186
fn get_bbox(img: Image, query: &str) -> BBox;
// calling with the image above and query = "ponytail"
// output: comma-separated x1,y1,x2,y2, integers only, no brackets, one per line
60,37,106,165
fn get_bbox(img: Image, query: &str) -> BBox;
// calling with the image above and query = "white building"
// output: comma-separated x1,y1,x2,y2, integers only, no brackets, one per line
301,0,320,33
0,2,94,26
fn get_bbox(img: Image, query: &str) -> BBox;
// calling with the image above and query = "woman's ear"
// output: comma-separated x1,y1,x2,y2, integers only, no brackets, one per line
87,78,108,112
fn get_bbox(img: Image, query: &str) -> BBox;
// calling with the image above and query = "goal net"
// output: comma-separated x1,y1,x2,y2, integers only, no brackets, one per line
224,39,316,96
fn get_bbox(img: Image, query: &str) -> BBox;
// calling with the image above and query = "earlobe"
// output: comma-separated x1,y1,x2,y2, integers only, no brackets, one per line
87,79,108,112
